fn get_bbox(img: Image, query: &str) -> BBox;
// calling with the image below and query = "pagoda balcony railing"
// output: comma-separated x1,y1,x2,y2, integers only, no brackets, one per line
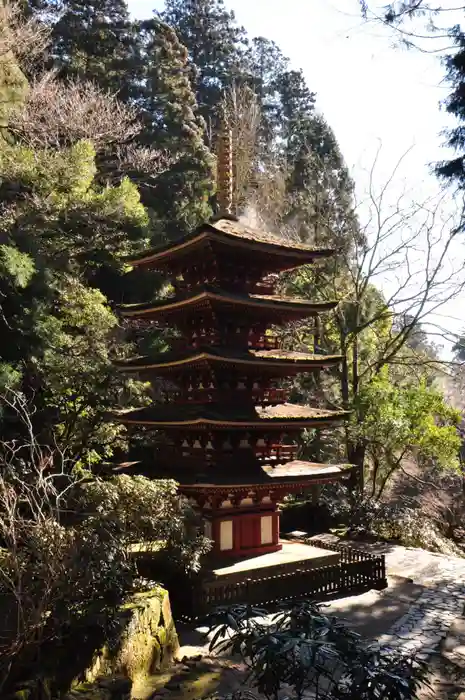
157,443,298,466
168,333,281,351
169,335,218,350
250,282,275,295
254,443,299,462
173,280,277,295
248,334,280,350
164,387,288,405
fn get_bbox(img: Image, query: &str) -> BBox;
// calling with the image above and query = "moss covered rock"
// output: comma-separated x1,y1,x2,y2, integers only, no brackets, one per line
81,587,179,688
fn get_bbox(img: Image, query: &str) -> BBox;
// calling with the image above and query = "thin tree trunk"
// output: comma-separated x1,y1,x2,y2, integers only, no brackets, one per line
375,450,407,500
375,466,397,501
352,307,359,400
371,454,380,499
340,340,350,408
348,441,366,493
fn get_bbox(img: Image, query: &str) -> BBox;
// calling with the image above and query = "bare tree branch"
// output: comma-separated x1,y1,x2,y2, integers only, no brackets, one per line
0,1,50,67
9,71,141,150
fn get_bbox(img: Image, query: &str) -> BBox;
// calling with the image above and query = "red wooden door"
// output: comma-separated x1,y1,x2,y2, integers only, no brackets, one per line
240,516,258,550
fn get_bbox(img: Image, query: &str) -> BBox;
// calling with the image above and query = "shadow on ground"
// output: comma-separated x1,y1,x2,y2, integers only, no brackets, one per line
324,574,425,640
138,574,460,700
175,573,425,653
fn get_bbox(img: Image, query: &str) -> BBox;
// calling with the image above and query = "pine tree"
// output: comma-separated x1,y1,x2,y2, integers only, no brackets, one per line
244,37,290,152
285,114,357,247
26,0,214,238
243,35,353,246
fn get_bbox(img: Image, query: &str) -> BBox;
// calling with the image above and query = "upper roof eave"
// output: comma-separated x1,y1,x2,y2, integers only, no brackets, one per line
126,218,335,268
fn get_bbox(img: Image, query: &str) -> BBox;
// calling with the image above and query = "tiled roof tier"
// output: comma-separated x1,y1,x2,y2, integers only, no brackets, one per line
119,287,337,322
111,459,354,488
116,347,342,375
115,402,349,429
127,217,334,272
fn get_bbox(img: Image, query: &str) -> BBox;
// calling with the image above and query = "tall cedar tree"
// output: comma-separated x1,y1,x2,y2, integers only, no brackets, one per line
159,0,248,136
138,18,214,240
29,0,140,102
244,35,355,246
245,37,293,153
26,0,214,238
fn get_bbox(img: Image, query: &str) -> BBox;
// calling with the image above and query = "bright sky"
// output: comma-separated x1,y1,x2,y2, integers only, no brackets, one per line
127,0,465,356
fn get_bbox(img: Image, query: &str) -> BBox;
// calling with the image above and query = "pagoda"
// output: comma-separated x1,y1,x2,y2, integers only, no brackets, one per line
114,128,353,562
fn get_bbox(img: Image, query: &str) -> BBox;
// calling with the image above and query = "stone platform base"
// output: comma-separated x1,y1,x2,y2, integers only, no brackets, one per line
211,541,340,584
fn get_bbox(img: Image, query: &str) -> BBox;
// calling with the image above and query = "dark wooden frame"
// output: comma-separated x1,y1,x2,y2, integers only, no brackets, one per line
171,542,387,620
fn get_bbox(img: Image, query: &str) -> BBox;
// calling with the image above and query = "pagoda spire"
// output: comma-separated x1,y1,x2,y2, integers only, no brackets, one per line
216,113,235,217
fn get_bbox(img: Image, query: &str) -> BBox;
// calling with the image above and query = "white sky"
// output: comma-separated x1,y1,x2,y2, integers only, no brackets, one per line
127,0,465,356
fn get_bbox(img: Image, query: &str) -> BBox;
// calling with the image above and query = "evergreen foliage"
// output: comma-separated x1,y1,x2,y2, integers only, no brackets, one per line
137,17,214,237
12,0,458,498
159,0,248,130
0,137,149,463
33,0,140,101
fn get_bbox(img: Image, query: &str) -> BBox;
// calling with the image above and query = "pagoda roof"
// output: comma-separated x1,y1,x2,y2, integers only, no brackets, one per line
116,347,342,374
127,217,334,272
115,402,349,430
119,287,337,321
111,459,354,489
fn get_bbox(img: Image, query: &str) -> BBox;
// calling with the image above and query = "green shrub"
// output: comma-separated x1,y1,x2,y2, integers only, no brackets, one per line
205,601,429,700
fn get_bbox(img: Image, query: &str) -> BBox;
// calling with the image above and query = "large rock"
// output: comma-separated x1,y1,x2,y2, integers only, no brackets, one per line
8,588,179,700
82,587,179,687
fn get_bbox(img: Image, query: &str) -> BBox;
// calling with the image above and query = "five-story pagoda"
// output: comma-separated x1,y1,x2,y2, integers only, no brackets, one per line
115,130,353,562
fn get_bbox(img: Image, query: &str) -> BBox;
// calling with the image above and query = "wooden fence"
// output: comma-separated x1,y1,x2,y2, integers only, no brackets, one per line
174,542,386,620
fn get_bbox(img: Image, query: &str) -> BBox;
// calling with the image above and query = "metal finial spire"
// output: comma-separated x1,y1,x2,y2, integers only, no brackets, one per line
216,114,235,217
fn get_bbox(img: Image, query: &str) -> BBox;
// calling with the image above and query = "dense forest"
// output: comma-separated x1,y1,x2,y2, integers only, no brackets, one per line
0,0,465,693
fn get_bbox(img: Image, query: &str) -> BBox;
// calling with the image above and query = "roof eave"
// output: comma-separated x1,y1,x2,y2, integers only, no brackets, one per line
117,295,339,318
114,353,344,372
126,224,336,268
113,415,350,429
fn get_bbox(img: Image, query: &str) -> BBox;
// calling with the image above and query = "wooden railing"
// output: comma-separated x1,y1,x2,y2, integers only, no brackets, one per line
254,443,298,462
167,332,281,351
157,443,298,466
165,387,288,405
170,545,387,620
248,334,280,350
252,387,287,403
